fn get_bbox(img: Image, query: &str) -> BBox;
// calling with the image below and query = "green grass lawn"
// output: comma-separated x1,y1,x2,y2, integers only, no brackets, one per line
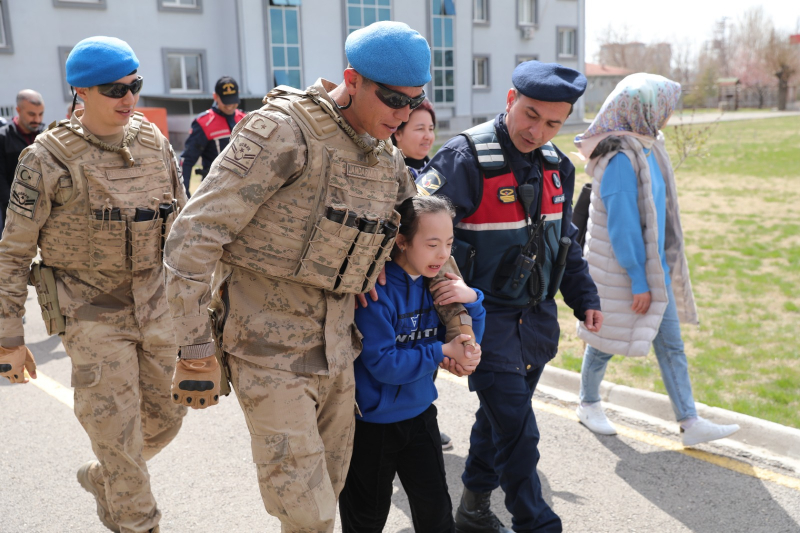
550,116,800,429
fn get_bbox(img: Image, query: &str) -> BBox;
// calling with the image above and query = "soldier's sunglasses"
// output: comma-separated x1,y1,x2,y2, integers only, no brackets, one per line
96,76,144,99
373,81,425,110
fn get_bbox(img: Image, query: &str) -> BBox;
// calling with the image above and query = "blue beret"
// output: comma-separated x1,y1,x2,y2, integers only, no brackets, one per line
345,21,431,87
66,36,139,87
512,61,587,105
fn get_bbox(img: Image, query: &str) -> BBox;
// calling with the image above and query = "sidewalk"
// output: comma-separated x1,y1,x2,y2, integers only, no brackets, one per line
538,365,800,470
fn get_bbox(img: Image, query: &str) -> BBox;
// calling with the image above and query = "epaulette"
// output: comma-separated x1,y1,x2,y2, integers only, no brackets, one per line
137,114,162,151
461,120,506,171
539,142,560,165
37,122,90,161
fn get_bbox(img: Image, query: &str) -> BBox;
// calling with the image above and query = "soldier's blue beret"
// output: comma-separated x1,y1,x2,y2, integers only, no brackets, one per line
345,21,431,87
512,61,587,104
66,36,140,88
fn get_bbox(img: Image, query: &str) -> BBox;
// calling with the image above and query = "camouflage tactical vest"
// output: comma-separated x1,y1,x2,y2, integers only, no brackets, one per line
35,111,176,272
220,86,402,294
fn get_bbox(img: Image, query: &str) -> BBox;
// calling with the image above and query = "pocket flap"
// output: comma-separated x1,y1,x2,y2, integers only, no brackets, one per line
71,362,101,388
251,433,289,464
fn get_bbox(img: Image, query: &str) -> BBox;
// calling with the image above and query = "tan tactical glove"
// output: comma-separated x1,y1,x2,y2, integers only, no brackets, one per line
171,355,220,409
0,345,37,384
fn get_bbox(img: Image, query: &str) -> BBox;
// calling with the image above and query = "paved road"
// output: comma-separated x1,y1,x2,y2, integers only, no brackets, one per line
2,287,800,532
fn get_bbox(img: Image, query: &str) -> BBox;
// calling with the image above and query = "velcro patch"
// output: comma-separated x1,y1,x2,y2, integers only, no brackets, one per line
244,115,279,139
9,181,40,219
16,164,42,188
415,168,446,196
552,194,565,204
497,187,516,203
220,136,263,177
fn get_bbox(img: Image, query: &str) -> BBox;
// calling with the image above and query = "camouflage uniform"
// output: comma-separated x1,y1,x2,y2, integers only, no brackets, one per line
0,110,187,533
164,79,431,532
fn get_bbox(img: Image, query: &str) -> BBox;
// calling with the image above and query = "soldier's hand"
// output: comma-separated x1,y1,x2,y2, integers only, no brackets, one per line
0,345,37,384
171,355,220,409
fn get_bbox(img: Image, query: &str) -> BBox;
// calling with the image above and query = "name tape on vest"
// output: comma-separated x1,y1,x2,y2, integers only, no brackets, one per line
345,163,381,180
106,165,164,181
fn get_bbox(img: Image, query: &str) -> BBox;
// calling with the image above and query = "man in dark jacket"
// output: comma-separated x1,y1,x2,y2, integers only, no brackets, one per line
179,76,246,196
417,61,603,533
0,89,45,233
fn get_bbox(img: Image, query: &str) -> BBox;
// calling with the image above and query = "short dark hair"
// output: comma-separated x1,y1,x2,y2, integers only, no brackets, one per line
391,98,436,145
392,195,455,259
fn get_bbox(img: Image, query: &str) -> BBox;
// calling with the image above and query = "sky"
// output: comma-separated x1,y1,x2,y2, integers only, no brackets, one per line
584,0,800,62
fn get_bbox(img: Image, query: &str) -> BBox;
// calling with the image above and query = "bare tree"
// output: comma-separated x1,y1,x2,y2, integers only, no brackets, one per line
766,29,799,110
729,7,775,108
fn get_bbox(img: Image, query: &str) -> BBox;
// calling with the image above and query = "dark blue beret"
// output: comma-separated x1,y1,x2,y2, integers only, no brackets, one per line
346,21,431,87
66,36,139,88
512,61,587,104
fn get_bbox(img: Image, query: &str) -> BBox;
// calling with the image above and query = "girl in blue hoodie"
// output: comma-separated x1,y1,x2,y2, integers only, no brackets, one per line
339,195,486,532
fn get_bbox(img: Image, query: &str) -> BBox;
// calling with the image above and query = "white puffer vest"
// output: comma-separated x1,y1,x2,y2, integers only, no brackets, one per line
577,135,698,357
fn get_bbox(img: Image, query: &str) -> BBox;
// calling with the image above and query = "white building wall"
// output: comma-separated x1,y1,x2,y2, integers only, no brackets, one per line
0,0,584,140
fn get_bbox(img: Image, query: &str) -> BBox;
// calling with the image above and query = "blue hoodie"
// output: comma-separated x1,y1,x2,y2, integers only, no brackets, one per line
354,261,486,424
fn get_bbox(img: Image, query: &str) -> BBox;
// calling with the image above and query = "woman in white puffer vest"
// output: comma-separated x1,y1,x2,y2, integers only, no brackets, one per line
572,74,739,447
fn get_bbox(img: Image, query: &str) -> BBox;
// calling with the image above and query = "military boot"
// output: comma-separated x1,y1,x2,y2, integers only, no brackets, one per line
77,460,120,533
454,487,513,533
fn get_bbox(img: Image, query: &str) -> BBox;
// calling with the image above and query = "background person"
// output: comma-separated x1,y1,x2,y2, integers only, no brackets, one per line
392,98,435,176
340,194,484,532
573,73,740,446
179,75,246,196
417,60,602,533
0,89,45,235
0,37,187,533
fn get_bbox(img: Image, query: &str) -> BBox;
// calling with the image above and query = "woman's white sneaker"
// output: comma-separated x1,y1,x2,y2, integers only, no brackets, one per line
576,402,617,435
681,417,740,446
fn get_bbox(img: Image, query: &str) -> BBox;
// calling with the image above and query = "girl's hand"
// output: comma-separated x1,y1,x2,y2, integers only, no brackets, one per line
440,357,473,377
442,334,481,372
430,272,478,306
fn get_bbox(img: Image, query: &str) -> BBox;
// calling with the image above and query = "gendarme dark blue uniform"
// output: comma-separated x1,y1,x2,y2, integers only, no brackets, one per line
417,61,600,532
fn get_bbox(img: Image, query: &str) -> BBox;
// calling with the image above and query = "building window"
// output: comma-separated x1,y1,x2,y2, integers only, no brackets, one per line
346,0,391,35
473,57,489,89
158,0,202,13
517,0,537,26
53,0,106,9
473,0,488,23
557,27,577,58
162,49,206,94
59,46,74,101
0,0,12,53
432,0,455,105
268,3,303,89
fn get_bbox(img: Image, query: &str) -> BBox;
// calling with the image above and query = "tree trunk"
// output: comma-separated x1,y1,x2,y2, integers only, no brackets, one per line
778,79,788,110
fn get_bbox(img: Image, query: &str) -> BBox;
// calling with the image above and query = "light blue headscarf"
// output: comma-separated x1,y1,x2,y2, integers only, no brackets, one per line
574,73,681,159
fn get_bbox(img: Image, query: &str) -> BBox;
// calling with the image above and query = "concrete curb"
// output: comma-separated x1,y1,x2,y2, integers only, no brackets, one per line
540,365,800,463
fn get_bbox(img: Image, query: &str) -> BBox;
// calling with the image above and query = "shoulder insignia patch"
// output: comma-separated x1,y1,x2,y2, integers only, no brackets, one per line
9,181,40,219
16,164,42,188
415,168,446,196
244,115,279,139
220,135,263,177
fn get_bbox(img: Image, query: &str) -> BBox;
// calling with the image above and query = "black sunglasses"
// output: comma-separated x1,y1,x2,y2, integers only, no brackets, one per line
96,76,144,99
373,81,425,110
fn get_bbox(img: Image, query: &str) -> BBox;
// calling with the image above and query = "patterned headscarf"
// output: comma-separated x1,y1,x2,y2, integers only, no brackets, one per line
574,73,681,160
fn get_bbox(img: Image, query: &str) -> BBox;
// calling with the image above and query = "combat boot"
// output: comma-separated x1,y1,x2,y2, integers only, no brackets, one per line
77,460,120,533
454,487,513,533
